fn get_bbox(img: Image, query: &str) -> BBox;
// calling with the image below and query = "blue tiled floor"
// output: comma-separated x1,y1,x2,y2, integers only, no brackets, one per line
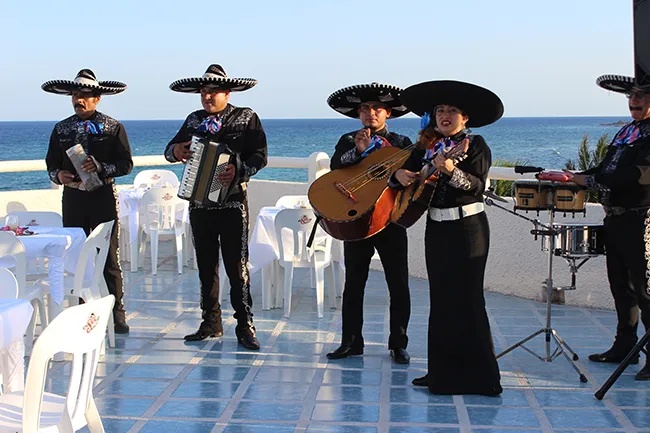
36,243,650,432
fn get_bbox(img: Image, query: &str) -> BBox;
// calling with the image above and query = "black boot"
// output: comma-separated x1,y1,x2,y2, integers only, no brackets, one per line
412,374,428,387
113,312,130,334
326,336,363,360
589,344,639,364
236,325,260,350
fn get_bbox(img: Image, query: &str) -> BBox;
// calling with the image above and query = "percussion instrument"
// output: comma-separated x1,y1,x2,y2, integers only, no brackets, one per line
178,135,240,206
553,183,586,213
513,180,553,211
543,223,605,257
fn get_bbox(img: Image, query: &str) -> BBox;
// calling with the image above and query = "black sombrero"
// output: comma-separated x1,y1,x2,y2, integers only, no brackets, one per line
327,82,409,119
42,69,126,96
170,64,257,93
596,75,640,94
400,80,504,128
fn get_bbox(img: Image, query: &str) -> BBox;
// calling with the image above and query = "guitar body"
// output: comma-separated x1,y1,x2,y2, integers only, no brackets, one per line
390,139,469,228
390,168,439,228
308,146,409,241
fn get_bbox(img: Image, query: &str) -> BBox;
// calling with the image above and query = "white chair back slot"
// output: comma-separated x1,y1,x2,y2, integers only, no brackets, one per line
21,295,115,431
133,169,180,189
274,195,310,209
0,267,19,298
7,211,63,228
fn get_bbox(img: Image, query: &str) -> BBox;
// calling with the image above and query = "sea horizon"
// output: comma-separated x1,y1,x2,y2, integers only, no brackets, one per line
0,116,628,191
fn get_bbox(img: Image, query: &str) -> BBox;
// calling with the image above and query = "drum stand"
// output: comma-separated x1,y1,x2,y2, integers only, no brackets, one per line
485,195,588,382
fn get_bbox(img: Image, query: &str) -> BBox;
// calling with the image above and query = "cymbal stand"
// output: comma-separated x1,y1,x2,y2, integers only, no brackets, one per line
484,196,588,382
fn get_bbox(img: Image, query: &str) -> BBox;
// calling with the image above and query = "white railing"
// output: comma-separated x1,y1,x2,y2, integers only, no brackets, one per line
0,153,540,183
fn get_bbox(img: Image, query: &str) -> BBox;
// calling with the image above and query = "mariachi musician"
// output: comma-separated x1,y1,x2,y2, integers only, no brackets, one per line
566,72,650,380
325,82,413,365
392,80,504,396
164,64,267,349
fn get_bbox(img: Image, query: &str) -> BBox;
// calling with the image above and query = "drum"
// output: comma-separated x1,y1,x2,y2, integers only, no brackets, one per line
546,223,605,256
513,180,553,211
553,183,586,213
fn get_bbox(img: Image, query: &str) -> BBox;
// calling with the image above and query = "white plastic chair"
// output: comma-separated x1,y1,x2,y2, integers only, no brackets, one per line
273,208,336,318
137,188,186,275
7,211,62,228
0,232,48,353
133,169,179,189
0,268,19,299
36,221,116,349
0,295,114,433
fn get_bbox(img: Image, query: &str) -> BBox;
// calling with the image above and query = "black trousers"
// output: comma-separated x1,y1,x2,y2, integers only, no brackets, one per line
341,223,410,350
62,185,125,319
424,212,501,395
604,212,650,350
189,199,253,333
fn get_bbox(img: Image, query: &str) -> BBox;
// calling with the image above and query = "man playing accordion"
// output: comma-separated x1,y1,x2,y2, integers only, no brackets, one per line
164,64,268,349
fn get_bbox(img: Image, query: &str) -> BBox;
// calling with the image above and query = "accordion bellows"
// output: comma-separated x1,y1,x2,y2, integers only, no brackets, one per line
178,135,240,206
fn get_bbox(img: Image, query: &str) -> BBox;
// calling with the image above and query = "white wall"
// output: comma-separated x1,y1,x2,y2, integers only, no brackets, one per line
0,181,612,310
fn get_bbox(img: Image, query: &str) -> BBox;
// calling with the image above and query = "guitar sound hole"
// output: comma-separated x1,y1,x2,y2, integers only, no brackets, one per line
348,209,357,217
367,164,389,180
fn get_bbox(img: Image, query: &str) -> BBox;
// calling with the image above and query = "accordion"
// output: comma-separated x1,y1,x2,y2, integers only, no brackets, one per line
178,135,241,206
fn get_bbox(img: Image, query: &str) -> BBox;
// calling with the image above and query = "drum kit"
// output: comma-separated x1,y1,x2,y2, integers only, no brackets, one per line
483,166,606,383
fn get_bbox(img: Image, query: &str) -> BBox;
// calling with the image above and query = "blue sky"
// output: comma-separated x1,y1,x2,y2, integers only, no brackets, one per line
0,0,636,120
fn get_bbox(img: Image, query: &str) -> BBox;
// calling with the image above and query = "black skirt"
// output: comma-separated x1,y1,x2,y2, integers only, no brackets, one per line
424,211,502,396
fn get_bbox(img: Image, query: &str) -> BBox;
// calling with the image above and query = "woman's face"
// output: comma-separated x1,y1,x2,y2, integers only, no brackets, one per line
435,105,469,136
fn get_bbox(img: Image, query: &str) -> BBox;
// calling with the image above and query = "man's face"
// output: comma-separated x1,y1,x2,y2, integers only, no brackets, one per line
628,88,650,121
71,91,100,119
201,88,230,114
358,101,390,131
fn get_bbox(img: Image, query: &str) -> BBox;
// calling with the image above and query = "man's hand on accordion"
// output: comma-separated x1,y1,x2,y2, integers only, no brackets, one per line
173,141,193,163
217,164,236,184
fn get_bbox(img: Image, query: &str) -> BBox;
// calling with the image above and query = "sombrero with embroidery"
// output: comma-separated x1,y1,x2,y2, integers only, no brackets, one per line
400,80,504,128
41,69,127,96
170,64,257,93
596,75,650,94
327,82,409,119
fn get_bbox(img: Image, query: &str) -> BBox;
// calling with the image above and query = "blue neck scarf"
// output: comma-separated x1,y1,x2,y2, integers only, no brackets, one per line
76,120,104,135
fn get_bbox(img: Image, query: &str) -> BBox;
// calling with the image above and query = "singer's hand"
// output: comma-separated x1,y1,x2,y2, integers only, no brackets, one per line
57,170,75,185
217,164,236,184
395,169,418,187
354,128,372,153
173,141,192,163
81,157,98,173
433,152,455,175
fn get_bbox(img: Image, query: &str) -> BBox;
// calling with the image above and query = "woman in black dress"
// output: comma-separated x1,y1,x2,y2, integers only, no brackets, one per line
392,80,504,396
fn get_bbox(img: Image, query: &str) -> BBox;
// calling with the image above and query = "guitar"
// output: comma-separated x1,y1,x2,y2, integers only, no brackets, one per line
390,140,469,228
308,145,414,241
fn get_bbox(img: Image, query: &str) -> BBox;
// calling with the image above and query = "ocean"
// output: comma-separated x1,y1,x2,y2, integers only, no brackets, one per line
0,117,626,192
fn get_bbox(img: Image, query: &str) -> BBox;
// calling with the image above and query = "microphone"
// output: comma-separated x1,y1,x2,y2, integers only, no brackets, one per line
514,165,545,174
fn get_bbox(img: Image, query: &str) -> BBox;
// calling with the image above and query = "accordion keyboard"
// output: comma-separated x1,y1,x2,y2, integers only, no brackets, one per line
178,138,205,200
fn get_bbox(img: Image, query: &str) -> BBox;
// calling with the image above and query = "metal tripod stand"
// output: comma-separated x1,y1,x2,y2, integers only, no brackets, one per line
485,195,588,382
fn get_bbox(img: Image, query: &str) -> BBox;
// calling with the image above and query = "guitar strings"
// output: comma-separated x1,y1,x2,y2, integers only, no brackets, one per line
340,143,418,191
